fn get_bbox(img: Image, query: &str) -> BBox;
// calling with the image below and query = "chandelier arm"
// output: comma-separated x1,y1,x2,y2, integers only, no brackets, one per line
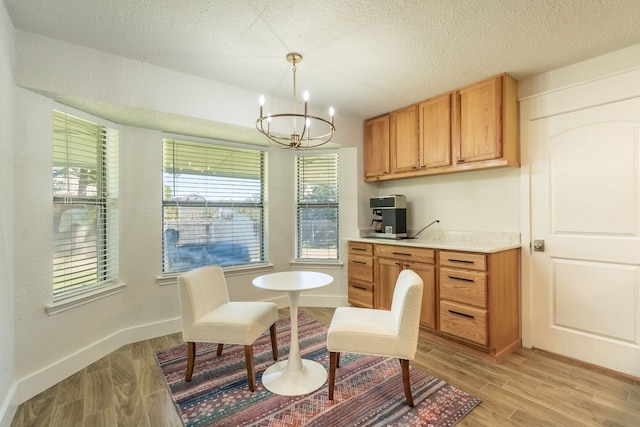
256,113,335,125
256,116,335,141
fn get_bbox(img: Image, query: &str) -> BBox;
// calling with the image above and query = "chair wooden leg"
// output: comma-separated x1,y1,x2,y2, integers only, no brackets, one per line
269,323,278,360
328,352,338,400
185,342,196,382
244,345,256,392
216,343,224,355
400,359,414,407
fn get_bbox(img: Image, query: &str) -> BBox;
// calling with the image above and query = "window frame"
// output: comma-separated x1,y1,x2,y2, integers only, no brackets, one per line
50,106,120,308
161,135,268,274
295,151,340,262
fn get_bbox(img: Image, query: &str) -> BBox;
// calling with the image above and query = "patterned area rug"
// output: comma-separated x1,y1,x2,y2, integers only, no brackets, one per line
155,313,481,426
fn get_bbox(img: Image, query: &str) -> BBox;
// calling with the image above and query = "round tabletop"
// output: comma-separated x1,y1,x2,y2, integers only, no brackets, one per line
252,271,333,292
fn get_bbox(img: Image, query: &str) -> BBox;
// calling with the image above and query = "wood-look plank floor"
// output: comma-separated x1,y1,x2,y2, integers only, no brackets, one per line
11,307,640,426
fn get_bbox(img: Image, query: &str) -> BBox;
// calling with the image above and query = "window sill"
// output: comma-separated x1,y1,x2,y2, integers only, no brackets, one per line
46,281,127,316
290,260,344,269
156,263,276,286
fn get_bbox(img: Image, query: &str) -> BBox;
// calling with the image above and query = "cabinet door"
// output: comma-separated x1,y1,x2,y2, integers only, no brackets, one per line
403,261,437,330
348,281,374,308
375,257,402,310
419,93,452,169
453,75,503,164
364,115,390,178
390,105,419,173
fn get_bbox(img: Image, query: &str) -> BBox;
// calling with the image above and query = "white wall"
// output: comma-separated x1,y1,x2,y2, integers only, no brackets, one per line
373,167,521,234
0,2,16,425
8,30,364,408
8,19,640,422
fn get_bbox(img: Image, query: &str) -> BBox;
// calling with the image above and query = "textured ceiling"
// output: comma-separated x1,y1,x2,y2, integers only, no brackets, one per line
5,0,640,138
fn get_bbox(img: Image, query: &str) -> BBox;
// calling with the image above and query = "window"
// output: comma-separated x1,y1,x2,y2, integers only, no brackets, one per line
162,138,267,273
52,110,119,297
295,153,339,260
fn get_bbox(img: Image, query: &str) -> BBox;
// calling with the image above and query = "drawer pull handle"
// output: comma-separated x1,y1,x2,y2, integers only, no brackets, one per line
351,260,367,265
352,247,367,251
448,258,474,264
448,310,474,319
392,252,412,256
448,275,474,282
352,285,368,290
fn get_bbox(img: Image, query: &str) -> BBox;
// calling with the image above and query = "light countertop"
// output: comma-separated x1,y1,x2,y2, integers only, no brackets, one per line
347,230,521,253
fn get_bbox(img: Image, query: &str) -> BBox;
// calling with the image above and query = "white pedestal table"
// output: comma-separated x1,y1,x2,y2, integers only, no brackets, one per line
252,271,333,395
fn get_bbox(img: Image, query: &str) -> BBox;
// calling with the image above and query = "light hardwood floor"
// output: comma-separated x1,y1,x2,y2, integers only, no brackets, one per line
11,307,640,426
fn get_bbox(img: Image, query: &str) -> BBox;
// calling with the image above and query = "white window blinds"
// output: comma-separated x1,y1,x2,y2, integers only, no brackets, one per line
162,138,267,273
52,110,119,297
296,153,339,260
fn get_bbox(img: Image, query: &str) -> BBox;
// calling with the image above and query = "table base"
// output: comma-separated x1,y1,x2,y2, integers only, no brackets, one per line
261,359,328,396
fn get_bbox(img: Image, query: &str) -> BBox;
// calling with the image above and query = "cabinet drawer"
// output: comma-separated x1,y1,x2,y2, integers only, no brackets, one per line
440,267,487,308
348,254,374,282
439,300,487,346
439,251,486,271
375,244,435,263
348,241,373,256
348,282,374,308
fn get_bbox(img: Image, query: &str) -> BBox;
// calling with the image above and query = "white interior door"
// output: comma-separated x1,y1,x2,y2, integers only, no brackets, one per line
530,97,640,377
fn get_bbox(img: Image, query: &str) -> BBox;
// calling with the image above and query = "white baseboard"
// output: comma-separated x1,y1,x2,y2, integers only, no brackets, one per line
260,294,346,309
11,317,181,407
3,295,344,425
0,382,18,427
300,294,346,308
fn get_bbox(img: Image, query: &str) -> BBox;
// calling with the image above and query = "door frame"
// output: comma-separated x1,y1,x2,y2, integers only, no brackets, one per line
519,66,640,350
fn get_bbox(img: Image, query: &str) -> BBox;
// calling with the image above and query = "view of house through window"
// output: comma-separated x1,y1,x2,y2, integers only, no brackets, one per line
52,110,119,297
296,153,339,260
162,138,267,273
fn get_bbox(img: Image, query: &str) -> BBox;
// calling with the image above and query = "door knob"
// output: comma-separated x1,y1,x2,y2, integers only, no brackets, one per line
532,240,545,252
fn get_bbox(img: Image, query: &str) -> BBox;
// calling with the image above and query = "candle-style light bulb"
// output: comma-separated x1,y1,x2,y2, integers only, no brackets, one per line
303,90,309,102
329,107,335,125
259,95,265,118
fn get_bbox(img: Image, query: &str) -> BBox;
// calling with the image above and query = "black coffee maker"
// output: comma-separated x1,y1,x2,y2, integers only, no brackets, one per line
370,195,407,239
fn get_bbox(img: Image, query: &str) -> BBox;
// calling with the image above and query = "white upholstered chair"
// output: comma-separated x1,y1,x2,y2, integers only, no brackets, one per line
177,265,279,392
326,269,423,406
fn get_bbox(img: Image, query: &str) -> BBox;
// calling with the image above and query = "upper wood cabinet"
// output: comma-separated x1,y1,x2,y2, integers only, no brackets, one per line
452,73,519,168
363,73,518,181
419,93,452,169
364,114,390,179
390,104,419,173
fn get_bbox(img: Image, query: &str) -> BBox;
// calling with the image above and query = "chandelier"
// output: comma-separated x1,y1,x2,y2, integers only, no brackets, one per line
256,53,335,149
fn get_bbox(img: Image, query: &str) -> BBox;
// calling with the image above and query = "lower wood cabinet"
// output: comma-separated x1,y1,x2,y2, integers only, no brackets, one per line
439,300,487,345
347,241,521,360
438,248,520,360
375,245,436,330
347,241,374,308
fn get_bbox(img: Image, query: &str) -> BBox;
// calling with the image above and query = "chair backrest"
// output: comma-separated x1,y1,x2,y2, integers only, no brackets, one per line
177,265,230,329
390,269,424,352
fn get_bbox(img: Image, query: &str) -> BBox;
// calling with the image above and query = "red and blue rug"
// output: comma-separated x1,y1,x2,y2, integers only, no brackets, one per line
155,313,481,426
